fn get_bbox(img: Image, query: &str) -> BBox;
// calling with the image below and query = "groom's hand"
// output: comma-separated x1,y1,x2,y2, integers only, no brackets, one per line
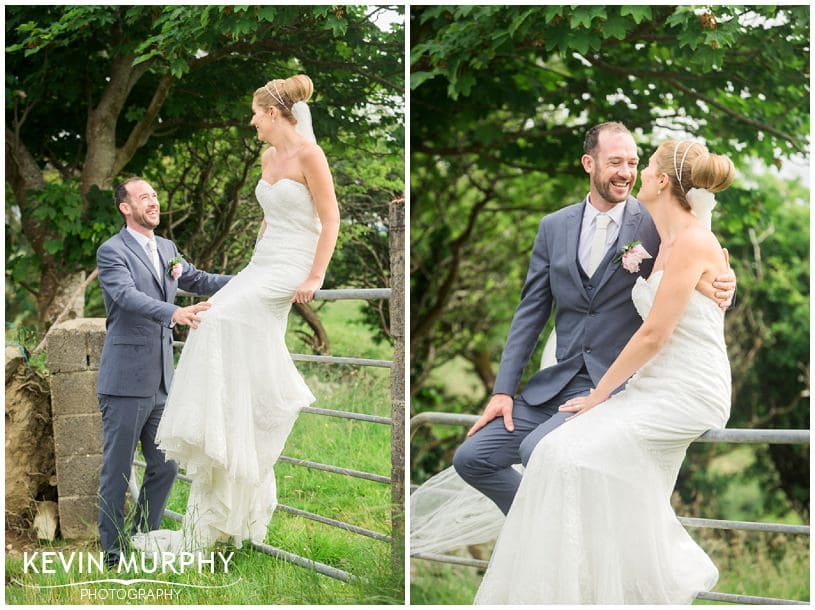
468,393,514,436
172,302,211,329
712,248,736,310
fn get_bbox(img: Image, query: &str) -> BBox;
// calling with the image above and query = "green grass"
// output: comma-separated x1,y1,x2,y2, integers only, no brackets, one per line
6,300,402,604
410,558,483,605
695,534,810,604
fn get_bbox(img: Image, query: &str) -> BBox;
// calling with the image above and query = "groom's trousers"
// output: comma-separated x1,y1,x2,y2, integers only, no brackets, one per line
97,388,178,556
453,368,592,515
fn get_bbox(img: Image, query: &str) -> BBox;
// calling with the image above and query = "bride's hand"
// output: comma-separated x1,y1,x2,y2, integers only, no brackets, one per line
558,389,608,421
292,276,322,304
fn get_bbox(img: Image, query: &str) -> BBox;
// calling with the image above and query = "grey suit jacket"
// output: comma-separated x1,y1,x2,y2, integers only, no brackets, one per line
96,227,232,397
493,196,660,405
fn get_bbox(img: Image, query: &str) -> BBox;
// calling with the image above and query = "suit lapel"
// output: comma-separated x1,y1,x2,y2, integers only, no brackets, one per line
594,197,643,295
156,239,172,299
565,201,588,300
120,227,164,293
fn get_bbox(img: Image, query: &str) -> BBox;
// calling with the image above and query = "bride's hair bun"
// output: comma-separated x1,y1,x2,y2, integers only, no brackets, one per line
690,153,735,193
254,74,314,125
282,74,313,104
654,140,736,209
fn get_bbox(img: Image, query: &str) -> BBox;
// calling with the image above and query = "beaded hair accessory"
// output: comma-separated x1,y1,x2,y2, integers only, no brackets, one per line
263,81,288,109
672,141,700,193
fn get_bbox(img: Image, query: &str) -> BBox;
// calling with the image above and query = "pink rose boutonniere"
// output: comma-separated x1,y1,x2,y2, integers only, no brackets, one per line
167,256,183,280
613,240,652,273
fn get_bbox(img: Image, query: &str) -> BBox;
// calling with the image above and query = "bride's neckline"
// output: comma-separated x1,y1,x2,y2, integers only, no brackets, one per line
644,270,721,310
258,177,308,190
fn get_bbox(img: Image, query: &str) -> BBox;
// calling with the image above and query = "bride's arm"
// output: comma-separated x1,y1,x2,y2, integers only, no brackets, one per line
560,230,717,418
257,147,274,243
292,144,340,303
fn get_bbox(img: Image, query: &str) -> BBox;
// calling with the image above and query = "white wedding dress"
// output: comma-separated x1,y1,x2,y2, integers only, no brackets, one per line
132,178,320,553
475,270,731,604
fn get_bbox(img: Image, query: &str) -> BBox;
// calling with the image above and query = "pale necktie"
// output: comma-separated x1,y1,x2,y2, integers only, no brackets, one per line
147,239,161,279
587,214,611,276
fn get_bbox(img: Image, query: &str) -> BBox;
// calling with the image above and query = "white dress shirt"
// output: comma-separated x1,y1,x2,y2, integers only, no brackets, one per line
577,196,627,275
126,227,161,278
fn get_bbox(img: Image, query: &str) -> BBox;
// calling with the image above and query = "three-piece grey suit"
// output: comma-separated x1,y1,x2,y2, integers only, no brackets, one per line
454,196,660,514
96,227,231,557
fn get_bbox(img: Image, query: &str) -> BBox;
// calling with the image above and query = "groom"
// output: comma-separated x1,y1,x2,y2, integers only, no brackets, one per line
96,177,231,566
453,122,735,514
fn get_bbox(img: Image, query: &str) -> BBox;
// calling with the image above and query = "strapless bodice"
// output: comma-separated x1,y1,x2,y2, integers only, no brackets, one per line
255,178,321,239
628,270,731,418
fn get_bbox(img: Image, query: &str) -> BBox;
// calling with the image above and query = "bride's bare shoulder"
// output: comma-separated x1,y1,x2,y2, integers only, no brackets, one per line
674,225,724,269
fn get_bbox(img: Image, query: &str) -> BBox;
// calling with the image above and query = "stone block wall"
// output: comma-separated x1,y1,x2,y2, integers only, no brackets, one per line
46,318,107,539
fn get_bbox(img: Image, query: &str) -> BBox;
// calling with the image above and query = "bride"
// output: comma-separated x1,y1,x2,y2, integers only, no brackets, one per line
132,74,340,553
474,140,735,604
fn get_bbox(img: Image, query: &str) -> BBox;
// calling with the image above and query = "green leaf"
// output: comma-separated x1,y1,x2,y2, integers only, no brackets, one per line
169,56,187,78
676,28,700,51
620,6,652,24
665,6,694,28
602,15,631,40
43,239,63,255
571,7,606,30
411,71,436,90
565,28,600,55
327,15,347,37
543,6,564,23
256,6,277,23
508,8,536,36
335,40,352,59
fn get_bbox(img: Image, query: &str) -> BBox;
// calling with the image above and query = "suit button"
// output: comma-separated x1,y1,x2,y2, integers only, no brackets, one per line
585,347,592,353
586,284,593,290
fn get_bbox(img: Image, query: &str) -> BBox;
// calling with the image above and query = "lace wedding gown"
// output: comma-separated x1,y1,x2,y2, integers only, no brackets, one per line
475,270,731,604
133,178,319,553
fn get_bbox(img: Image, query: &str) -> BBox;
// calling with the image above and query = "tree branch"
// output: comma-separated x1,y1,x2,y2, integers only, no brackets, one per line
666,78,805,153
113,73,175,176
411,189,494,347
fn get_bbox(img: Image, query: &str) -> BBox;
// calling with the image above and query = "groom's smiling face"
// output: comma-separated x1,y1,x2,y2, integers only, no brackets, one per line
120,179,160,233
584,131,639,207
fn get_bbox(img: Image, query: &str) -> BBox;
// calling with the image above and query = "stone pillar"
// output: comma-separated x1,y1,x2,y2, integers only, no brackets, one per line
389,197,405,577
46,318,106,539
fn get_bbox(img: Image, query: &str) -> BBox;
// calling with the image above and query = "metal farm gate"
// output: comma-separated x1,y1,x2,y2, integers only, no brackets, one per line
132,201,405,582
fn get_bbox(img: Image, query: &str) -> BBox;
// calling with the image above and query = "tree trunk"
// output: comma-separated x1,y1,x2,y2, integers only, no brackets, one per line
292,303,330,354
80,52,153,197
38,269,87,332
469,348,496,395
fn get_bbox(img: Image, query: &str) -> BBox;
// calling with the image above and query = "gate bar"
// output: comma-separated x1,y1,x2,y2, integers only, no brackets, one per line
301,405,392,425
278,456,390,484
680,516,809,535
410,412,811,445
277,505,391,542
291,354,392,367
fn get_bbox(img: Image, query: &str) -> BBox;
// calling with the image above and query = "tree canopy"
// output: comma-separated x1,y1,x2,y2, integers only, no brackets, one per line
6,5,404,333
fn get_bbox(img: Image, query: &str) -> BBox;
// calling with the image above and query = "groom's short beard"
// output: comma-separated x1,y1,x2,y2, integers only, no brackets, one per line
593,172,631,204
134,212,160,231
